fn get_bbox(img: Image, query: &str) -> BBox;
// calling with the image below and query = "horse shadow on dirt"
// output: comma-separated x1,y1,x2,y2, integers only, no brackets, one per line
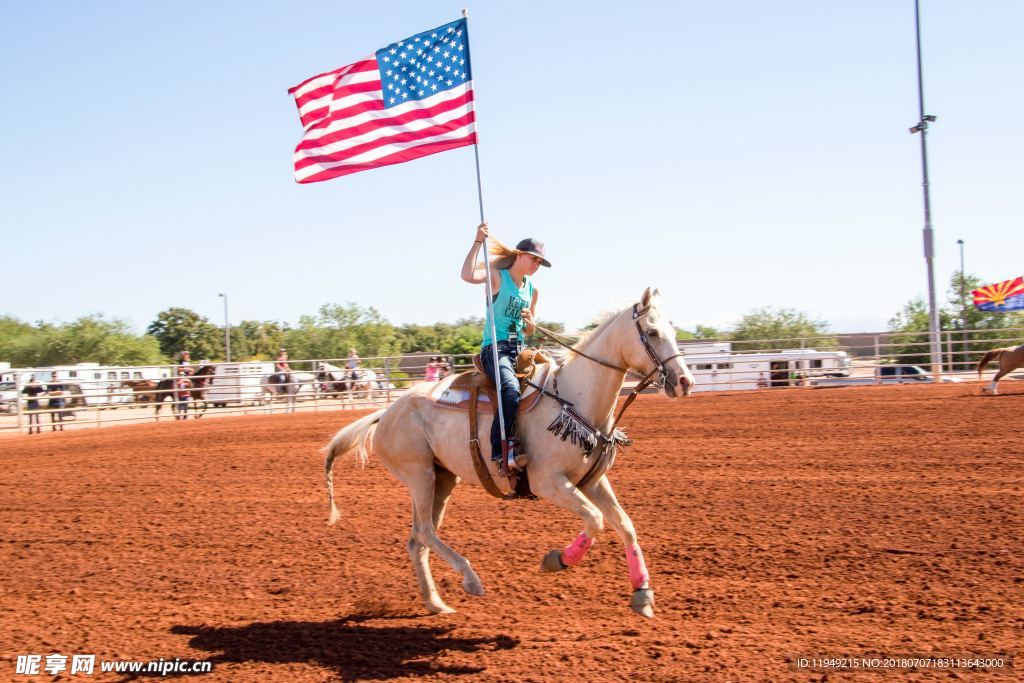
115,613,519,681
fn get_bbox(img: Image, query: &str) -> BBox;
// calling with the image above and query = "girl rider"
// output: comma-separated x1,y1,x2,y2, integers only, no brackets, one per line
460,222,551,472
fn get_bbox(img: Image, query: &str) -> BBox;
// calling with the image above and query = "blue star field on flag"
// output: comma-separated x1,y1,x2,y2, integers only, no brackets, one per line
376,18,471,109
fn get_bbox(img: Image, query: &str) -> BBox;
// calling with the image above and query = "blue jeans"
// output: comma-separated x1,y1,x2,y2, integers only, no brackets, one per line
480,341,520,461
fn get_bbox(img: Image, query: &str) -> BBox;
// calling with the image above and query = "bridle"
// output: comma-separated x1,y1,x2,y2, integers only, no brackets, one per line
534,301,688,428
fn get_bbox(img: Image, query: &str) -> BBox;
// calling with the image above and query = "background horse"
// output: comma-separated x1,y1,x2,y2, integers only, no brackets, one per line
153,365,215,418
346,368,379,401
324,288,694,618
315,362,350,398
315,362,378,401
977,344,1024,394
260,371,317,413
122,379,157,405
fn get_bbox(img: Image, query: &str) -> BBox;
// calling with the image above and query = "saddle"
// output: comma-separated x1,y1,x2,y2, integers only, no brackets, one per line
428,348,555,499
428,348,554,413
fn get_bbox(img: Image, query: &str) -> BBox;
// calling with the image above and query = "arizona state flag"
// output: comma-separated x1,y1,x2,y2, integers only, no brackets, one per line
972,276,1024,311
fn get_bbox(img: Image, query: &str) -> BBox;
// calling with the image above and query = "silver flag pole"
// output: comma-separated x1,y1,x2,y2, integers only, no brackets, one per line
463,8,510,466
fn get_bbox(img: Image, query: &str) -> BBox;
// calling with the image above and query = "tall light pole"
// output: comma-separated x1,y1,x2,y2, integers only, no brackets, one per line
909,0,942,380
957,239,967,370
218,293,231,362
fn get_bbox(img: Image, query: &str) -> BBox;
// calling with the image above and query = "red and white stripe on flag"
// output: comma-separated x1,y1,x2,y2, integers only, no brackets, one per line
288,19,476,184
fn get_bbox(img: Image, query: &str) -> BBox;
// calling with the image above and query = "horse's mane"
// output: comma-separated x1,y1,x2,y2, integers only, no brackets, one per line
552,309,622,365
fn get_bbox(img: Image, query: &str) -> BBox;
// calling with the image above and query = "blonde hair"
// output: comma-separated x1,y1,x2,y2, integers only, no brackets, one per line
487,236,521,271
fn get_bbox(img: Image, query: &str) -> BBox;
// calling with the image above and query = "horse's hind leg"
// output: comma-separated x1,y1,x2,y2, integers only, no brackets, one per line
989,368,1010,395
404,468,485,602
584,475,655,618
408,466,460,614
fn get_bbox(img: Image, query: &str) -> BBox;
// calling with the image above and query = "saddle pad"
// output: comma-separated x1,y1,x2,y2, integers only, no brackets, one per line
429,361,553,414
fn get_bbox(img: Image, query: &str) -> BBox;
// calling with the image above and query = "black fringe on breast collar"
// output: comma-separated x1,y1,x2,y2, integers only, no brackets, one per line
547,404,632,461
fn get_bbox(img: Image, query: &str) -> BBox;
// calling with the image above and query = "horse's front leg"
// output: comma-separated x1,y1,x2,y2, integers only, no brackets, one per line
584,475,654,618
532,474,604,574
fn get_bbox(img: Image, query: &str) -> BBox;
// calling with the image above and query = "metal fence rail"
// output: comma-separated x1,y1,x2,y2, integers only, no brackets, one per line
2,328,1022,434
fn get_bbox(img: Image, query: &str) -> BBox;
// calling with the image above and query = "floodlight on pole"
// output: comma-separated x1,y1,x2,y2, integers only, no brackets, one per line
957,239,967,370
909,0,943,381
218,293,231,362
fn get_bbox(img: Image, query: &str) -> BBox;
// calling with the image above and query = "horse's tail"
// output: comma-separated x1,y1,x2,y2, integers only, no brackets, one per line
977,348,1005,380
324,408,387,525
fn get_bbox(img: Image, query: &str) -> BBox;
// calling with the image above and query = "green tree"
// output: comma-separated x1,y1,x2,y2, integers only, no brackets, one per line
0,316,46,367
442,322,484,355
285,303,400,362
886,297,957,365
691,325,723,340
0,315,164,366
234,320,288,360
524,319,564,347
146,308,223,361
729,307,836,351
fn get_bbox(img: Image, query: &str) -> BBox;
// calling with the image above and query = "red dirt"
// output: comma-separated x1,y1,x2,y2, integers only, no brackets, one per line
1,384,1021,681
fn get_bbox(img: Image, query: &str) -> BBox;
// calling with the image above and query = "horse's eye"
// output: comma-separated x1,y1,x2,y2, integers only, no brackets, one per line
647,328,659,337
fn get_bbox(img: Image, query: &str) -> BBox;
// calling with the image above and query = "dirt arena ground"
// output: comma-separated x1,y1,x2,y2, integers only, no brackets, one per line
1,383,1020,681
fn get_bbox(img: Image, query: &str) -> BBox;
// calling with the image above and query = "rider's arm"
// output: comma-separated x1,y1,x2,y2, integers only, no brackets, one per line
522,287,538,335
460,223,501,289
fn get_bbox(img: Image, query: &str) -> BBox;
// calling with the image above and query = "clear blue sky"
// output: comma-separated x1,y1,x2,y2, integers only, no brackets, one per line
2,1,1021,335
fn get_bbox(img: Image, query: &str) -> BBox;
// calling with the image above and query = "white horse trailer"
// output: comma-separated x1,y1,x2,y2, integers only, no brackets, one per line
34,364,169,406
206,362,274,407
682,348,851,392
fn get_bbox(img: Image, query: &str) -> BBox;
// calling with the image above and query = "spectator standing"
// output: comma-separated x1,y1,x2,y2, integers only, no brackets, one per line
46,374,66,432
424,357,441,383
22,374,44,434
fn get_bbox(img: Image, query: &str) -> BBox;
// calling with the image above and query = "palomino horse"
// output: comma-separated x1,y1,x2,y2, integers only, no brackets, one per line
324,288,694,618
260,371,317,413
977,344,1024,394
153,365,216,418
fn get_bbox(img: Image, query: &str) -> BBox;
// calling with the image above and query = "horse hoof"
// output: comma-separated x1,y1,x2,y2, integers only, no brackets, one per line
426,602,456,615
541,549,568,573
630,588,655,618
462,576,486,597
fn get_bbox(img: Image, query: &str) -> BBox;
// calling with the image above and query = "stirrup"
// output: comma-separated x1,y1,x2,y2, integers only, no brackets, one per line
503,468,538,501
499,451,524,475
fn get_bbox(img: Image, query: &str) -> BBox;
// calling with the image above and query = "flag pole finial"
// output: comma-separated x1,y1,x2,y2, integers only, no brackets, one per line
462,8,468,18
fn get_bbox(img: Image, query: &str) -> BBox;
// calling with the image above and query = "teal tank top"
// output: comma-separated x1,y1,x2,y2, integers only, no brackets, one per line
482,269,534,348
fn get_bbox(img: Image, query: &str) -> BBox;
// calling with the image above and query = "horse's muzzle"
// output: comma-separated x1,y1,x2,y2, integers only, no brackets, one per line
664,369,694,398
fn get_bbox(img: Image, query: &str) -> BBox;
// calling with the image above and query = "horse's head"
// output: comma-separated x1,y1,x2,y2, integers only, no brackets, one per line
193,365,216,383
617,287,694,398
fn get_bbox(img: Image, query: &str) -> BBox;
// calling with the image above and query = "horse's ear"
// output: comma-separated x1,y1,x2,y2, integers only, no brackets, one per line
640,287,653,309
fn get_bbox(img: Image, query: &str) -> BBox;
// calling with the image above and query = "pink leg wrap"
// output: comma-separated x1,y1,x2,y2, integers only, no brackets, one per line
626,542,650,589
561,532,595,567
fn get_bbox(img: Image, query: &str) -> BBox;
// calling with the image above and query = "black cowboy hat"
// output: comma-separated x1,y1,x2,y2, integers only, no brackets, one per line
515,238,551,267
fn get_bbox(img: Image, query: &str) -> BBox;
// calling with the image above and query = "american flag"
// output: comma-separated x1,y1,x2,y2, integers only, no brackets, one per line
289,18,476,184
